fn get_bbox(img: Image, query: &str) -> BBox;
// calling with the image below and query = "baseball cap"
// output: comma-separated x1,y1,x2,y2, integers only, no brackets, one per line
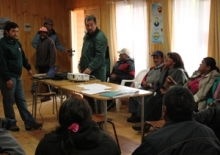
151,50,163,57
44,18,53,25
117,48,130,56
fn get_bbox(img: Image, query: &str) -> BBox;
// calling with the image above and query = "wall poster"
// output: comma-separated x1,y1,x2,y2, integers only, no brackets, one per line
0,18,10,39
151,4,163,43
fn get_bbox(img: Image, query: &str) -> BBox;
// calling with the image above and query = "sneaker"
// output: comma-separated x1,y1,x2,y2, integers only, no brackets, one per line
132,123,150,132
127,115,141,123
9,125,20,132
40,96,51,102
25,122,42,131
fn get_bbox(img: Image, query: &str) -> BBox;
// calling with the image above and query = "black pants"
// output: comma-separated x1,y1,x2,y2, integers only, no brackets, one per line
144,93,164,121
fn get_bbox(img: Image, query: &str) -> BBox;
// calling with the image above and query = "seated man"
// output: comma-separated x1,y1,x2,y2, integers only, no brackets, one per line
0,118,26,155
132,86,220,155
195,99,220,141
127,50,165,123
109,48,135,86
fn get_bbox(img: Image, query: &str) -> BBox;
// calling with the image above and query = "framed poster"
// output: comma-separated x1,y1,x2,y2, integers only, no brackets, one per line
151,4,163,43
0,18,10,39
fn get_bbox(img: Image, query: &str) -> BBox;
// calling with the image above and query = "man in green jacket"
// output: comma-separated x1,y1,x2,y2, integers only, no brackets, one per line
0,22,42,131
78,15,108,113
78,15,108,82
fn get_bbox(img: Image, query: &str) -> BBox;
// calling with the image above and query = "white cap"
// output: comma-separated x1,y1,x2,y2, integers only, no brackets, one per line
117,48,130,56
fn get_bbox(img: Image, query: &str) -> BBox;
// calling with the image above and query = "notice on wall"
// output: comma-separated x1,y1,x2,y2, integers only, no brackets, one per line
0,18,10,39
24,23,31,31
151,3,163,44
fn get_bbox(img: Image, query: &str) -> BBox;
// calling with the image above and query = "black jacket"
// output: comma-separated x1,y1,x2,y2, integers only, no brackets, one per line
194,102,220,140
109,58,135,86
133,120,220,155
0,36,31,82
35,121,120,155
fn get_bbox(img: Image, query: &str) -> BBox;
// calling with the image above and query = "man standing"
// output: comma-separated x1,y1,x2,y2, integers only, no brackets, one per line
0,22,42,131
78,15,108,82
128,51,165,124
35,26,56,102
132,86,220,155
32,18,68,52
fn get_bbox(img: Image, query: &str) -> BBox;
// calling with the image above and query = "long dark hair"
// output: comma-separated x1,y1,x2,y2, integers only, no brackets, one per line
55,97,92,155
203,57,219,72
167,52,185,69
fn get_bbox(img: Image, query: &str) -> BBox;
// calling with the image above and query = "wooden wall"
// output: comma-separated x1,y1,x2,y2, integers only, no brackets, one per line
0,0,72,91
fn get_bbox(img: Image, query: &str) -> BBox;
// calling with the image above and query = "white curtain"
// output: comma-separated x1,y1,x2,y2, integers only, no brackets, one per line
172,0,211,76
115,0,149,75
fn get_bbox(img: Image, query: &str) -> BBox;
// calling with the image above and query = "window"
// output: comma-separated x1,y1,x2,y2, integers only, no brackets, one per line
172,0,211,75
115,0,149,75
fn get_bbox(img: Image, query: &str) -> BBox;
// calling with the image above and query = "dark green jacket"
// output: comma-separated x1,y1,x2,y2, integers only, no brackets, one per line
0,36,31,82
79,28,107,81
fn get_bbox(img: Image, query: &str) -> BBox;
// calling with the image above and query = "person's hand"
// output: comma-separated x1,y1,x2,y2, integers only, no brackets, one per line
6,80,13,89
110,74,117,80
166,76,176,85
163,76,176,89
28,70,33,77
64,49,69,53
160,88,166,94
83,68,91,74
143,82,150,88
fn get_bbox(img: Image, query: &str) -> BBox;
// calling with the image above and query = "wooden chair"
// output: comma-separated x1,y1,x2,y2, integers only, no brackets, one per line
92,114,121,153
141,120,165,142
32,83,58,118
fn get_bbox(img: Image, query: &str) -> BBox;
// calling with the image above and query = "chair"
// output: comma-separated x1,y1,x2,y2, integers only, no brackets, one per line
121,68,149,88
92,114,121,153
32,82,58,118
141,120,165,142
115,69,149,111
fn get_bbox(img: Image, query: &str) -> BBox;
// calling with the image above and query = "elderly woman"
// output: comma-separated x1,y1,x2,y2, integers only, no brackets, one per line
132,52,188,131
35,97,120,155
163,57,220,111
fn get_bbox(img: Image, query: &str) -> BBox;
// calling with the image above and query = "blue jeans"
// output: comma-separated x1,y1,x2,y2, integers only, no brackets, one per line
0,77,35,125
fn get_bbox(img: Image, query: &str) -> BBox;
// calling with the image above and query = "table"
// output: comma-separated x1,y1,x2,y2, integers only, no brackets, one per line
32,79,100,119
60,82,152,142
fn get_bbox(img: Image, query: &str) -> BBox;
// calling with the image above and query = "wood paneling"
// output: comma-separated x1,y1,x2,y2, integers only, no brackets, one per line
0,0,71,91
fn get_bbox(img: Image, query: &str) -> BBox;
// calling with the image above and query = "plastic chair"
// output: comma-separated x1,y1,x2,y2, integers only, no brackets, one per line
115,69,149,111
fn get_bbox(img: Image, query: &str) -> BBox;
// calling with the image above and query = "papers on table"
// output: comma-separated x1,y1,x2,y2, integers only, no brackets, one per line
78,83,111,95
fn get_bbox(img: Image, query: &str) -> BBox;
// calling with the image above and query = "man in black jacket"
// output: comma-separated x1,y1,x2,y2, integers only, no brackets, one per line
195,100,220,140
0,22,42,132
133,86,220,155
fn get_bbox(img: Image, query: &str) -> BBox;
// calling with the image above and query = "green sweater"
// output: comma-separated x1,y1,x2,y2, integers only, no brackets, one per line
0,36,31,82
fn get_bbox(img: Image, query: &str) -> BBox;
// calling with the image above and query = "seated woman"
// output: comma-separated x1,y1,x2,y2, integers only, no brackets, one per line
109,48,135,86
35,97,120,155
132,52,188,131
163,57,220,111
